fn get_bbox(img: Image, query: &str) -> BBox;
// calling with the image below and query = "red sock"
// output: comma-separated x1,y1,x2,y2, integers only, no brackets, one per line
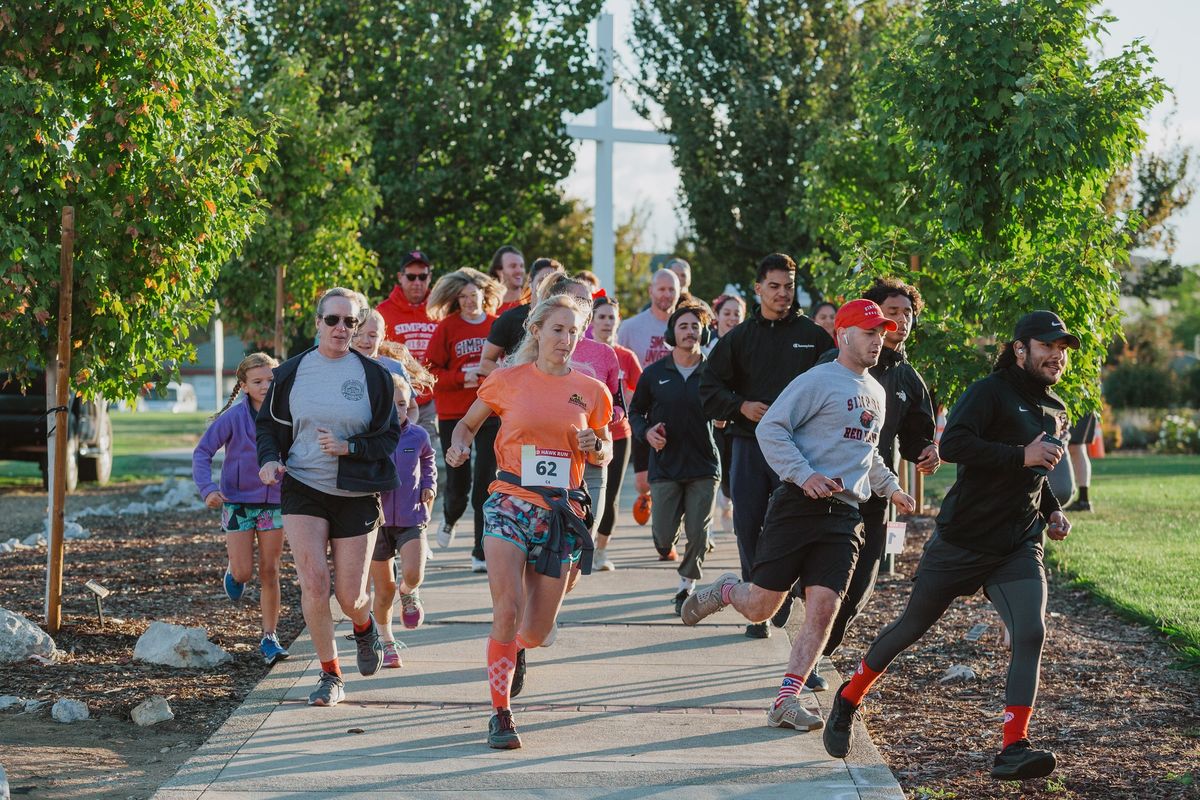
774,673,805,709
486,637,519,710
515,633,534,650
320,658,342,677
720,581,737,605
840,660,884,706
353,616,373,635
1003,705,1033,748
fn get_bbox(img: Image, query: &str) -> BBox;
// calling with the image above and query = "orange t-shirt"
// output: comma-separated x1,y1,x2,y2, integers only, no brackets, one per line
477,362,613,512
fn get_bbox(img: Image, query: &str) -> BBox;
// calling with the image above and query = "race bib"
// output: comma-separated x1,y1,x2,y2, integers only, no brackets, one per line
520,445,571,488
885,521,907,555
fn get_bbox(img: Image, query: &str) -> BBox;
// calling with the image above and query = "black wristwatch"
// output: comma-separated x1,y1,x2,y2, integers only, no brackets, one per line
593,433,602,453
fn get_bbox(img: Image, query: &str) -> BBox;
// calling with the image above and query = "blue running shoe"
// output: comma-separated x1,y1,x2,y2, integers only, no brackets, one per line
223,568,245,602
260,633,290,666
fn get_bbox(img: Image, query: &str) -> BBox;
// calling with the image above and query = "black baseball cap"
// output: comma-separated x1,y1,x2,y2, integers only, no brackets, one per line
1012,311,1080,349
400,250,431,269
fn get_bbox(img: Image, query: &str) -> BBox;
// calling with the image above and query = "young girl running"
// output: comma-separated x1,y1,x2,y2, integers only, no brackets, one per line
369,375,437,668
447,295,613,750
192,352,290,666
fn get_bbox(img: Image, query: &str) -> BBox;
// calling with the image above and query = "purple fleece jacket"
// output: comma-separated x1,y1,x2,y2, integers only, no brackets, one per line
381,420,437,528
193,398,280,505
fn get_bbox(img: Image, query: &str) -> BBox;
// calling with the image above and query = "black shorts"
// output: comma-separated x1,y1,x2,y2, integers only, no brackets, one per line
371,525,426,561
1069,412,1097,445
750,483,864,595
281,474,383,540
913,533,1045,599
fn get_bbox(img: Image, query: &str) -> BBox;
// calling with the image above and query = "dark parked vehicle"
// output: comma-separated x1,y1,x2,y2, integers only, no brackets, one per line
0,371,113,491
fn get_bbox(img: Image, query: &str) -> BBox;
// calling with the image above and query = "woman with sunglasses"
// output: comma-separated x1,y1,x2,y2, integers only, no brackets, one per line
256,287,401,707
425,267,505,572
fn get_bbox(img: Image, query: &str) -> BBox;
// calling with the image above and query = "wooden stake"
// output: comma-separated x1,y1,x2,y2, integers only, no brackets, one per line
274,262,286,359
45,206,75,634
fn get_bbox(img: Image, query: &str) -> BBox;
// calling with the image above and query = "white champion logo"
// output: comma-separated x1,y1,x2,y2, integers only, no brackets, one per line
793,343,814,349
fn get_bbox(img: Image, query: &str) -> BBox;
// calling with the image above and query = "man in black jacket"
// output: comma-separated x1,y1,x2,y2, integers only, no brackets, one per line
815,278,940,666
699,253,835,638
824,310,1077,782
630,305,720,615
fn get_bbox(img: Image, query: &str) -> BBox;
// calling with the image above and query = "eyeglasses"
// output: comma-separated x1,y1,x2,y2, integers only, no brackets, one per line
403,273,430,282
321,314,360,329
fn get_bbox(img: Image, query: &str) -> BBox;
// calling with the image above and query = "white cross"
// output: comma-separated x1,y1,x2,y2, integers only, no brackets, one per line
565,12,671,291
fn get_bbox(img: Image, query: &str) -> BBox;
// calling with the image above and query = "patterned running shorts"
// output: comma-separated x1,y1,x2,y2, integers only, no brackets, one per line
222,503,283,533
482,492,580,565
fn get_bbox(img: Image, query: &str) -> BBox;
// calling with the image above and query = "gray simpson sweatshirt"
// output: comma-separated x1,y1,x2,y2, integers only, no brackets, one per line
756,360,901,507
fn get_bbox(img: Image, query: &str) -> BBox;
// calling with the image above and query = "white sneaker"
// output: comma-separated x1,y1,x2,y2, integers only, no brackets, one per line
541,620,558,647
437,521,456,548
592,549,617,571
471,557,487,573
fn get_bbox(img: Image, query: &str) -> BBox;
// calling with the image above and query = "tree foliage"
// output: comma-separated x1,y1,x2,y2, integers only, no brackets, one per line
808,0,1165,412
629,0,913,292
0,1,270,398
217,56,379,351
238,0,604,275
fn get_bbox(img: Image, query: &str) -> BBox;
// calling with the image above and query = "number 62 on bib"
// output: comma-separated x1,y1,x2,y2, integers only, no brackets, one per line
520,445,571,488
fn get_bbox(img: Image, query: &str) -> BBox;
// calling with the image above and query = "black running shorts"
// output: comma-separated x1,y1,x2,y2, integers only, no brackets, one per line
913,533,1045,599
281,474,383,540
750,483,864,595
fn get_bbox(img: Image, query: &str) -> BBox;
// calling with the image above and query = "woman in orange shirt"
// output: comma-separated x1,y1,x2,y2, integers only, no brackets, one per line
447,295,613,751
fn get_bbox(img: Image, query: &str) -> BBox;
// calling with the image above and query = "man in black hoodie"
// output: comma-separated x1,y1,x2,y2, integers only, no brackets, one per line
699,253,835,639
824,311,1077,782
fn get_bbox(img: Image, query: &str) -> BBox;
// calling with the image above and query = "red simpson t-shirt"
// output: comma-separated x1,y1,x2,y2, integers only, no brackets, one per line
425,312,497,420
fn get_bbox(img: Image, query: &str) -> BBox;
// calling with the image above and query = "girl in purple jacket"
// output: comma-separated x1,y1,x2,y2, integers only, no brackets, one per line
369,374,437,668
192,353,290,666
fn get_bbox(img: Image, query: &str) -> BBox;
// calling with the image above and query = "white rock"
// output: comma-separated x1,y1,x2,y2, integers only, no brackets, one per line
131,695,174,726
133,621,231,668
21,532,45,547
63,520,90,540
0,608,57,664
0,696,22,711
51,698,89,723
940,664,977,683
22,699,43,713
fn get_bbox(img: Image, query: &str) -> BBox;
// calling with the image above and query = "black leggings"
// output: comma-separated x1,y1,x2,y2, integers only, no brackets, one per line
597,437,631,538
863,577,1047,707
437,415,500,561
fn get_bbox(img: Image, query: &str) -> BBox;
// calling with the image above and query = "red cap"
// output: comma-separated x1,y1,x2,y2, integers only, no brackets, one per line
834,299,897,332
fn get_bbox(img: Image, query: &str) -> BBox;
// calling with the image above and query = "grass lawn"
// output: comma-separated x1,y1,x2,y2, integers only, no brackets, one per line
920,453,1200,664
0,411,209,487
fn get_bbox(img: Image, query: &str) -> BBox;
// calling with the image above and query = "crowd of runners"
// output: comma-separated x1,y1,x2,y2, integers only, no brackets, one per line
192,245,1089,780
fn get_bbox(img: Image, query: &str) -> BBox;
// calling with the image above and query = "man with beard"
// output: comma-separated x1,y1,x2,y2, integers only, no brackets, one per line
823,311,1078,782
681,300,915,733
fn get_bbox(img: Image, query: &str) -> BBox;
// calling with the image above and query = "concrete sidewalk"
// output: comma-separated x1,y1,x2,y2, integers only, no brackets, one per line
154,479,903,799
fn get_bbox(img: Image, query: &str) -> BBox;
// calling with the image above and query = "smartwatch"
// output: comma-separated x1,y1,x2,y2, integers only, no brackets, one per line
593,431,603,453
347,440,357,456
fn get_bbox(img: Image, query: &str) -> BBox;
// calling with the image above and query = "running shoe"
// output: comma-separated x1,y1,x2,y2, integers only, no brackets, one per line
382,640,403,669
399,589,425,629
471,557,488,574
223,568,245,602
259,633,290,666
680,572,739,626
823,681,860,758
805,671,829,692
510,648,527,698
1064,499,1092,512
766,695,824,731
744,622,771,639
437,521,457,548
353,615,384,676
541,620,558,648
990,739,1057,780
770,593,794,628
488,708,522,749
307,671,345,707
592,549,617,571
673,589,690,617
657,547,678,562
632,494,651,526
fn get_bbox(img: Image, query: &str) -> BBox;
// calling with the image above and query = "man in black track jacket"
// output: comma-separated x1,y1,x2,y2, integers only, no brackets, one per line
630,305,720,615
699,253,834,639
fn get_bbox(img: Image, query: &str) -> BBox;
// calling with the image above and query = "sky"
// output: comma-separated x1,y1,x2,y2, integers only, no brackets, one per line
561,0,1200,266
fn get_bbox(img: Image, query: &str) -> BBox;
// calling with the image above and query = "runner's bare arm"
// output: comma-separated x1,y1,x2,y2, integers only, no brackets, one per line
447,398,494,466
477,341,505,376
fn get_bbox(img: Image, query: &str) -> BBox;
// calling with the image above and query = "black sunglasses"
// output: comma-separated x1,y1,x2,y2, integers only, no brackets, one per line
403,273,430,282
321,314,360,328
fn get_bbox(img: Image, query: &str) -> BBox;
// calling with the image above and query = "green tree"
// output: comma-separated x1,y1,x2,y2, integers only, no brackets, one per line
521,196,593,275
0,1,270,398
238,0,604,275
217,56,380,352
629,0,914,292
809,0,1165,411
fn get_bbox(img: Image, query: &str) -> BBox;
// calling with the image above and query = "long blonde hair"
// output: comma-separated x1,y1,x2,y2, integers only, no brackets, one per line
508,296,591,367
377,339,436,396
426,267,504,321
211,352,279,422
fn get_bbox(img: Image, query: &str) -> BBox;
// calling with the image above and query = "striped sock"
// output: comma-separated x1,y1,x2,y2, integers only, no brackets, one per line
840,659,884,706
774,673,805,709
1003,705,1033,748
